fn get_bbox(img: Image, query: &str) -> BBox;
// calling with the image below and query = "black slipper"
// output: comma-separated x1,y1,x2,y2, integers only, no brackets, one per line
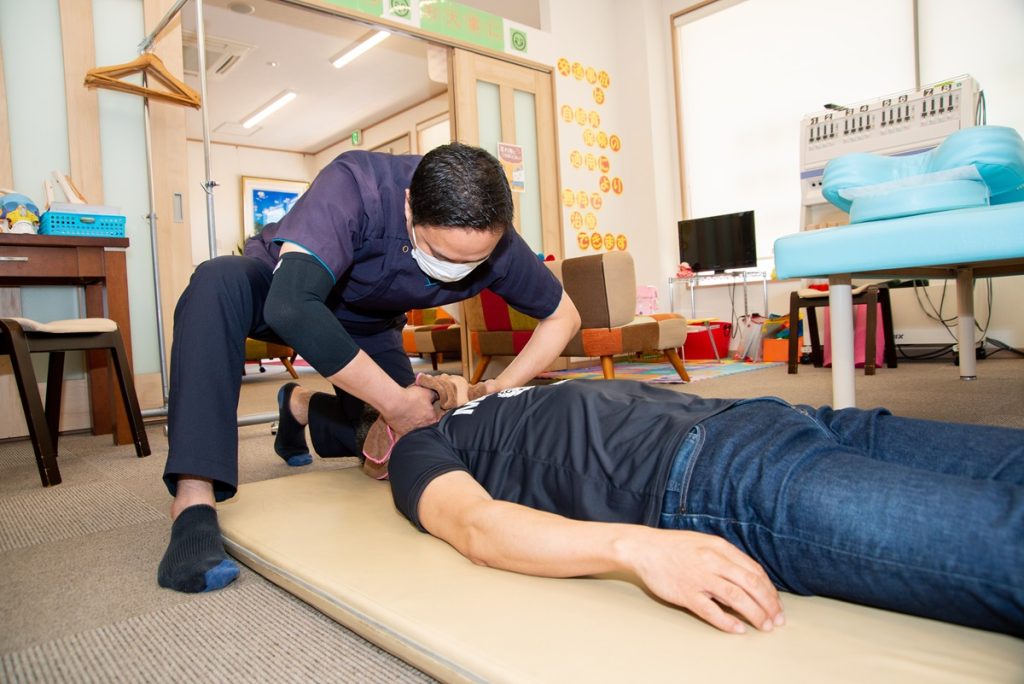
275,383,312,466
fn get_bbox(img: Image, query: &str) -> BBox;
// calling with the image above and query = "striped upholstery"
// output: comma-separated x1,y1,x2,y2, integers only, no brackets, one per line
406,308,455,326
466,252,689,382
402,308,461,370
463,290,540,357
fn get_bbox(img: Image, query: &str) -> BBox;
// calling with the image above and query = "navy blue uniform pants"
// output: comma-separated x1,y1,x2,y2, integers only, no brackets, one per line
162,256,414,500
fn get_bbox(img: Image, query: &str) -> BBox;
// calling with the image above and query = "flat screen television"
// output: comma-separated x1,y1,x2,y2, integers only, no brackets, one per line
677,210,757,274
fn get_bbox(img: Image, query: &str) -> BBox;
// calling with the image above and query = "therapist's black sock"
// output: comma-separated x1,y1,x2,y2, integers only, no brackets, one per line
158,504,239,593
275,382,312,466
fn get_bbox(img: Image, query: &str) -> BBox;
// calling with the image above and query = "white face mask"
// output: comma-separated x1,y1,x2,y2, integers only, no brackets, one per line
409,227,487,282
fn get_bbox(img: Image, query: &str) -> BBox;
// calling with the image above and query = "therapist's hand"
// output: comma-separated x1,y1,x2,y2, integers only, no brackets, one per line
383,384,440,437
468,379,500,401
416,373,470,410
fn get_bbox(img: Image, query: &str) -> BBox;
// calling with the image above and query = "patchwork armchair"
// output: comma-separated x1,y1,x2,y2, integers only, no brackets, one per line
402,308,461,370
464,251,690,383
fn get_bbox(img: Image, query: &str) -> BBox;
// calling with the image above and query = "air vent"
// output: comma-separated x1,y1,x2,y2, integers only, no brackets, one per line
182,31,254,80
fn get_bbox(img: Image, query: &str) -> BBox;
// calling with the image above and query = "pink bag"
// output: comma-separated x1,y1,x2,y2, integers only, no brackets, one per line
636,285,659,315
822,303,886,368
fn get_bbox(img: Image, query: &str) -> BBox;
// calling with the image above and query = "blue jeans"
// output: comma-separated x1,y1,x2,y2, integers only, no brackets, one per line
659,398,1024,635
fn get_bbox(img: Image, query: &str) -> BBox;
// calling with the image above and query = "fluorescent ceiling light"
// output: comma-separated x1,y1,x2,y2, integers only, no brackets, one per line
242,90,297,129
331,30,390,69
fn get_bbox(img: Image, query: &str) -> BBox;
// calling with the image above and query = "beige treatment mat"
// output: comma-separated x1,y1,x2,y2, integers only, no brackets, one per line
218,469,1023,683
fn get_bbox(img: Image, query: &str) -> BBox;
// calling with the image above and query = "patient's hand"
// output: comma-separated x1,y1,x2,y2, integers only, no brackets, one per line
625,528,785,635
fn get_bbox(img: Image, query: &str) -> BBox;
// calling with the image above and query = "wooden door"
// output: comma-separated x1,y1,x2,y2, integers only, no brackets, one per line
451,49,562,259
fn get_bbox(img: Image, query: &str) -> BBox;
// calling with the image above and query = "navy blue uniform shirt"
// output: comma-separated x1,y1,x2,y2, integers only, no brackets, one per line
245,151,563,335
389,380,737,530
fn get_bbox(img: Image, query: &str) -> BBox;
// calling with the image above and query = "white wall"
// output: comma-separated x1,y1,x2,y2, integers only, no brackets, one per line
312,93,450,170
186,142,315,264
526,1,678,291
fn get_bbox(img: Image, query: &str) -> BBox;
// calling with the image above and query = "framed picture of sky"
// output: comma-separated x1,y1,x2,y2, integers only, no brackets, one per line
241,176,309,238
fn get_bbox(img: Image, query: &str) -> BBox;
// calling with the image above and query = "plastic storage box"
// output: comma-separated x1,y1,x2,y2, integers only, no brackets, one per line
683,321,731,359
40,203,126,238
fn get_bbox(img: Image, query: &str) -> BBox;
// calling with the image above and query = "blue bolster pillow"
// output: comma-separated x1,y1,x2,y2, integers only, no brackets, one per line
822,125,1024,223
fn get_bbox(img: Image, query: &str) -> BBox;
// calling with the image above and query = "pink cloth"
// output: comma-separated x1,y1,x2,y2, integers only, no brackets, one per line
822,303,886,368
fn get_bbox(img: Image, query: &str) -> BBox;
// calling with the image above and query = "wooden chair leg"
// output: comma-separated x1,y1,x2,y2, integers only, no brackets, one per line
864,288,878,375
600,356,616,379
879,288,898,368
430,353,439,371
280,356,300,379
470,356,491,384
788,292,801,374
807,307,823,367
45,351,66,447
664,347,691,383
3,323,61,486
107,332,151,458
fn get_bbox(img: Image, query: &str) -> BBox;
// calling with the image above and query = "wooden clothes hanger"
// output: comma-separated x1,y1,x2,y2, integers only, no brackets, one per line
84,53,201,109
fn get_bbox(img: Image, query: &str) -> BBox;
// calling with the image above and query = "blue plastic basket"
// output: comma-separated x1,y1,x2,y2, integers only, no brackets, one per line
40,211,126,237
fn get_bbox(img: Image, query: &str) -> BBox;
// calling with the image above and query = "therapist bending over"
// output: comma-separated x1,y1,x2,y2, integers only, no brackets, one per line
158,143,580,594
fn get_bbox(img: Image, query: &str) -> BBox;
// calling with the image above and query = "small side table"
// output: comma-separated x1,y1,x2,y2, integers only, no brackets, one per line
668,270,770,320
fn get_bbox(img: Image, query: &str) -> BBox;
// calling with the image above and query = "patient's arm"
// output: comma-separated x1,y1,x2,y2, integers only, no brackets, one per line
418,470,784,635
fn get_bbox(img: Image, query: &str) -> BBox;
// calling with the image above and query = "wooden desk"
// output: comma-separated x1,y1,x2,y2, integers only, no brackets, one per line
0,233,134,444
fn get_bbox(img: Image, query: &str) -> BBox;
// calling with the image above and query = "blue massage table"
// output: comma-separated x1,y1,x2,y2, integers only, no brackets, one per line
775,126,1024,408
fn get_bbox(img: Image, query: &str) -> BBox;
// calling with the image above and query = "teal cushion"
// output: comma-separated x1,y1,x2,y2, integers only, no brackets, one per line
774,201,1024,279
822,126,1024,222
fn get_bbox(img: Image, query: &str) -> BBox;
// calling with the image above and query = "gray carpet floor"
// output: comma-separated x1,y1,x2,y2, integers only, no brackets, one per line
1,354,1022,682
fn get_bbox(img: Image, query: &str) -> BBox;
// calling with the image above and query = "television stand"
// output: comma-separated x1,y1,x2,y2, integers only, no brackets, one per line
668,270,769,319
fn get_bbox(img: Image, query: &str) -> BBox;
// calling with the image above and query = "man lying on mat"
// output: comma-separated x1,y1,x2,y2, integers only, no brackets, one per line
376,375,1022,636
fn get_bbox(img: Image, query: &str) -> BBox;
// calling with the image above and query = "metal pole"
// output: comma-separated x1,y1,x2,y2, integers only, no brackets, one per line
761,272,768,317
137,0,190,53
136,0,270,430
956,268,977,380
142,77,171,406
237,412,279,427
195,0,219,259
828,276,856,409
140,409,276,430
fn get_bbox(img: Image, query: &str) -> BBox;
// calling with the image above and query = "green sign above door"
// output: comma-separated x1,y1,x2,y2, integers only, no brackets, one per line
318,0,511,53
420,2,504,51
320,0,384,17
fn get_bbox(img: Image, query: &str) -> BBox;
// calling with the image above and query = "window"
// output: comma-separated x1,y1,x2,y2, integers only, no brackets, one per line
673,0,915,265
